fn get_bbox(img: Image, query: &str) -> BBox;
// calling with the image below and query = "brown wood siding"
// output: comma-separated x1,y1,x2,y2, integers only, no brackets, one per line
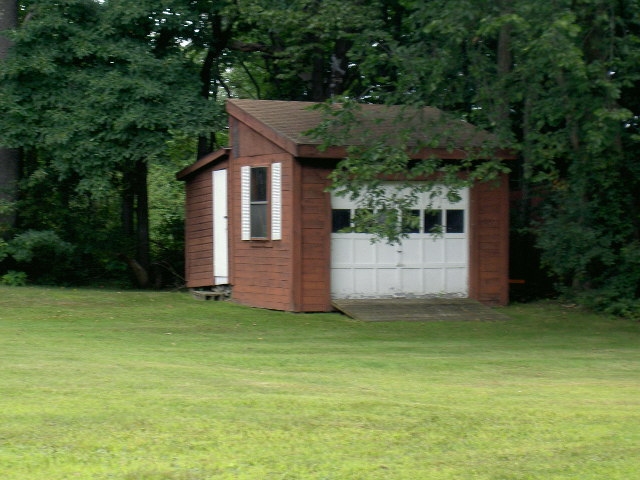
229,152,296,311
227,118,297,310
184,169,214,287
297,161,334,312
468,174,510,305
230,116,287,158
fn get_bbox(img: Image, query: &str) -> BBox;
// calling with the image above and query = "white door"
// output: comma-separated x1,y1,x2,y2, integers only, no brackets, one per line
213,169,228,284
331,184,469,298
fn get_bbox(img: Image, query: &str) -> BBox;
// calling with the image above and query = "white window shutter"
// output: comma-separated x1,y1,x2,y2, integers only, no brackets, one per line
240,166,251,241
271,163,282,240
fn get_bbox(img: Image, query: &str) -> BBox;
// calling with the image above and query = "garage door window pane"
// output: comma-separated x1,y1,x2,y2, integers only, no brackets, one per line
332,209,351,233
424,210,443,234
402,209,421,234
446,209,464,233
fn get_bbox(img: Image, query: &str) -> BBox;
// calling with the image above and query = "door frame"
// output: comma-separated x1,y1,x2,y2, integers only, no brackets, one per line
213,169,229,284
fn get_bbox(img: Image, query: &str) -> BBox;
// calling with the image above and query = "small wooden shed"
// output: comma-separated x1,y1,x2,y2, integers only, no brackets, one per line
177,99,514,312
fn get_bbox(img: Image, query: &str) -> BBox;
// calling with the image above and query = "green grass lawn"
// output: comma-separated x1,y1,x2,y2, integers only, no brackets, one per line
0,286,639,479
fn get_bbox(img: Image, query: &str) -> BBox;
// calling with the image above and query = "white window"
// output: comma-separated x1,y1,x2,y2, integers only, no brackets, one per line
241,163,282,240
330,207,464,235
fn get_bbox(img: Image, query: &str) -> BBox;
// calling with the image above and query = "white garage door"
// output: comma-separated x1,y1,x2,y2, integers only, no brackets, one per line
331,184,469,298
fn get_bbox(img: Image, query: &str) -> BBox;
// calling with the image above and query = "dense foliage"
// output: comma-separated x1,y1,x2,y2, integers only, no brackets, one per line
0,0,223,286
0,0,639,314
325,0,640,315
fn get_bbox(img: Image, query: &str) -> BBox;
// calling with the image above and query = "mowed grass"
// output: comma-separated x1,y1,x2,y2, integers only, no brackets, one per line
0,287,639,479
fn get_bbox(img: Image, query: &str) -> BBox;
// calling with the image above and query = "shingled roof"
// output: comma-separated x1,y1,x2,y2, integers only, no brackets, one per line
226,99,506,159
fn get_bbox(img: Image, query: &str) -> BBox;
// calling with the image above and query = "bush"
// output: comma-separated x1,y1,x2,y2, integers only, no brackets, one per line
0,238,8,263
1,270,28,286
2,230,75,284
6,230,74,261
545,240,640,319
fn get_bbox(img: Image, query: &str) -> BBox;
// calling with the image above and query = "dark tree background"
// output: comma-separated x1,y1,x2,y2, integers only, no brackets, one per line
0,0,639,316
0,0,19,231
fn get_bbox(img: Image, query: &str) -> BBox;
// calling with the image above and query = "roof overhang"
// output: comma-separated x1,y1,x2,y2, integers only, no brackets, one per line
295,144,517,160
226,99,517,161
176,148,230,181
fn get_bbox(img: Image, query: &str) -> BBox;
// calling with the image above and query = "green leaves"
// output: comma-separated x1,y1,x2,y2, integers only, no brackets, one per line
308,0,640,312
1,0,638,308
1,0,222,190
0,0,226,284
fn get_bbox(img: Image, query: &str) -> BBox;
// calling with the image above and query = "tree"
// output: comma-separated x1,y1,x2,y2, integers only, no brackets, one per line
235,0,376,101
0,0,18,232
325,0,640,314
306,0,513,244
523,2,640,314
194,0,406,105
2,0,638,313
0,0,222,284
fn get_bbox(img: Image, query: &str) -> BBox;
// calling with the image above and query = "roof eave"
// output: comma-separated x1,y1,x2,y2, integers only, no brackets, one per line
295,144,518,161
176,148,230,180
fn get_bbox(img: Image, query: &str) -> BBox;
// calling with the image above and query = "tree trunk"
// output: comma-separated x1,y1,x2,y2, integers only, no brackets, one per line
120,160,150,287
197,12,233,159
0,0,15,58
494,15,512,139
0,0,19,232
121,172,135,238
310,45,326,101
0,149,19,232
134,159,150,273
197,45,217,158
329,38,351,98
